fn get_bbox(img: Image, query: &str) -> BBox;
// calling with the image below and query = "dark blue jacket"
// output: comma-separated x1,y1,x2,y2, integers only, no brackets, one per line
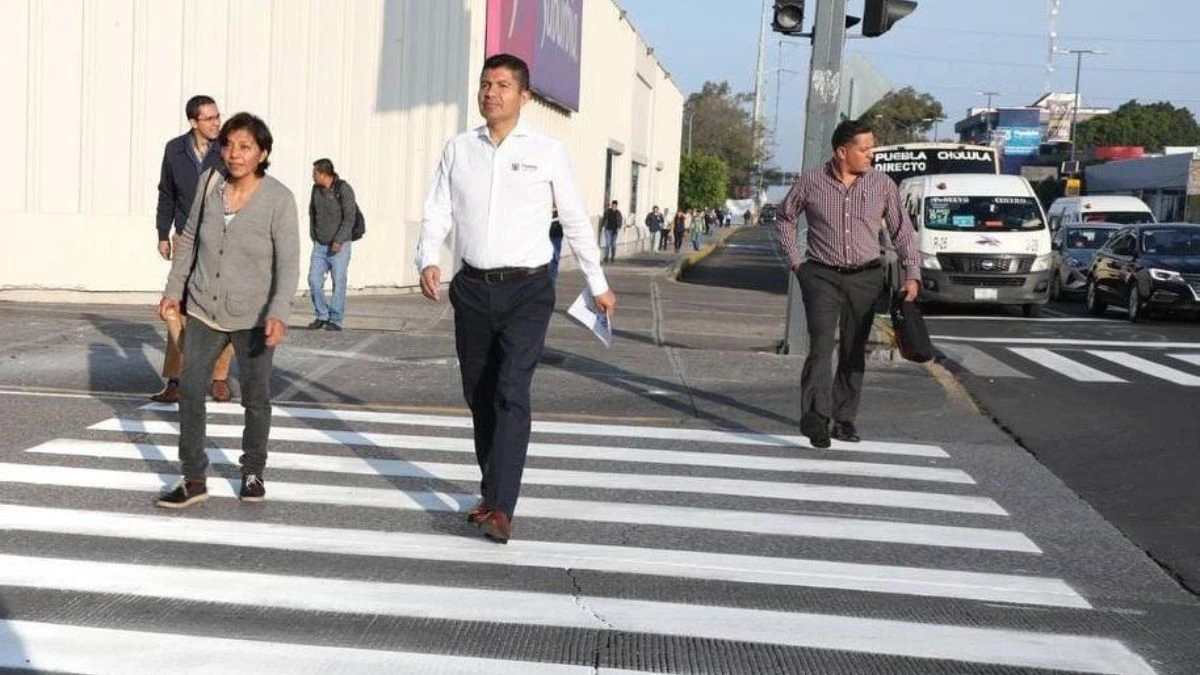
156,133,225,241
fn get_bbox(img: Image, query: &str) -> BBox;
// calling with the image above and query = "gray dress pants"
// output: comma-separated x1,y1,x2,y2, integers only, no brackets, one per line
797,262,886,424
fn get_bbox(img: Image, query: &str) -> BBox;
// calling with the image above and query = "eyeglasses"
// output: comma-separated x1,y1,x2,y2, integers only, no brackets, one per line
196,114,221,123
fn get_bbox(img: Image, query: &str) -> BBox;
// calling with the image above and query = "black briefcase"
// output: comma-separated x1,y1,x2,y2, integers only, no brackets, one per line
890,291,934,363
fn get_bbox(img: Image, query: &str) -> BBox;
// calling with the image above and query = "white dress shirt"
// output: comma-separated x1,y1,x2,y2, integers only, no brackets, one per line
416,119,609,296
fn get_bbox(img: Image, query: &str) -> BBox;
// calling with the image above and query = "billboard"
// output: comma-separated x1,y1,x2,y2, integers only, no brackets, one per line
486,0,583,112
996,127,1042,156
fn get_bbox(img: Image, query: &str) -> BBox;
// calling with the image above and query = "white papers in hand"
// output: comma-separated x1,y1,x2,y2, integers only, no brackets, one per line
567,290,613,347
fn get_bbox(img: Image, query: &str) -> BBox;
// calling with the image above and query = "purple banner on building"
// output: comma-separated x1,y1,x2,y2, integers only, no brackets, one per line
486,0,583,112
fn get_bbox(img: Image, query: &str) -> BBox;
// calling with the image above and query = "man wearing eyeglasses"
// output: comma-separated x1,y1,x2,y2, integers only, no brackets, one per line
151,95,234,404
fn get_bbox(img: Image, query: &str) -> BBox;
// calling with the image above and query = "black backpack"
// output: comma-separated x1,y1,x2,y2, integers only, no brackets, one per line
333,181,366,241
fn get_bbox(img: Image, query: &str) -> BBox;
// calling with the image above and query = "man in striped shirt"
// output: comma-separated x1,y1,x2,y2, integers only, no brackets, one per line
776,119,920,449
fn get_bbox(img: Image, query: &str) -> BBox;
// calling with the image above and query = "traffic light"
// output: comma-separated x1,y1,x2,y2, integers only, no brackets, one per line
771,1,805,35
862,0,916,37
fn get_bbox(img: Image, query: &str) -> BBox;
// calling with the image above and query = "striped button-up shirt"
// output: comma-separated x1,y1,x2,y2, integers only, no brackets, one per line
776,162,921,281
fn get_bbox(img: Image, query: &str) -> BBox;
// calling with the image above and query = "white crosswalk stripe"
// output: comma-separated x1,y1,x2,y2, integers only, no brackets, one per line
1008,347,1128,382
1088,350,1200,386
0,405,1157,674
935,339,1200,387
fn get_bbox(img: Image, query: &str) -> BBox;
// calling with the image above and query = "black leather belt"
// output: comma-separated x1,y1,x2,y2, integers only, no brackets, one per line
459,263,549,284
807,259,882,274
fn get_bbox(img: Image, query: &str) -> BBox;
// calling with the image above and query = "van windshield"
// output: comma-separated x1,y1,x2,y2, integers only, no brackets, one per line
1082,211,1153,225
924,196,1044,232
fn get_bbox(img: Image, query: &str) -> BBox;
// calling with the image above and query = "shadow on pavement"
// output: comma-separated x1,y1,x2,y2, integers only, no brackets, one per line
541,346,795,432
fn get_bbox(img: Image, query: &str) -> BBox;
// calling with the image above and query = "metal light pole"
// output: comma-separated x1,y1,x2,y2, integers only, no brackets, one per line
924,117,944,141
783,0,848,355
1062,48,1105,166
751,0,770,197
976,91,1003,140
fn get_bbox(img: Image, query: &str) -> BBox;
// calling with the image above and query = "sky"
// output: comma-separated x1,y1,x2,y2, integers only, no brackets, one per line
619,0,1200,173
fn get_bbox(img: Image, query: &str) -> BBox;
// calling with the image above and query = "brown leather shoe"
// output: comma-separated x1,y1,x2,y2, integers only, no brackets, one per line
150,381,180,403
478,511,511,544
210,379,233,403
466,498,487,524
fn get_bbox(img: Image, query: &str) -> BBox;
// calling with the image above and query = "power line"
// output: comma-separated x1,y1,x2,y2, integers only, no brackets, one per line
910,25,1200,44
854,50,1200,76
902,83,1200,106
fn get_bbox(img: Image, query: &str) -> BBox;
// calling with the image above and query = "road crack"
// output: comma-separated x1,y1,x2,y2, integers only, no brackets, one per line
564,567,616,675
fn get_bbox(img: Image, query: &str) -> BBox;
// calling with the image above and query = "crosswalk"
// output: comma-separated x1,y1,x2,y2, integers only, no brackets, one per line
0,400,1159,674
936,338,1200,386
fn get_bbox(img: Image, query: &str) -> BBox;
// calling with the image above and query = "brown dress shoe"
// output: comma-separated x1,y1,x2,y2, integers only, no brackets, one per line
466,498,487,524
210,379,233,403
150,381,180,403
478,511,511,544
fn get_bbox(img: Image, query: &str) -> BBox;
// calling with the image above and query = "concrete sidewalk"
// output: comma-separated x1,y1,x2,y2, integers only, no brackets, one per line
0,225,958,443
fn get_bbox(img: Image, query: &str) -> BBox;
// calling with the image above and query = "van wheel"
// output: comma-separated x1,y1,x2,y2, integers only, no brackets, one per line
1085,280,1107,316
1048,274,1061,302
1022,304,1040,318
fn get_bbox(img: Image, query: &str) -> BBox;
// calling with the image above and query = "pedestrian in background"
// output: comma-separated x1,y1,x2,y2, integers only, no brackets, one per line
416,53,616,544
658,209,672,251
775,119,920,449
601,199,623,263
691,209,706,251
644,205,664,253
672,209,687,252
156,112,300,509
306,158,358,331
152,95,234,404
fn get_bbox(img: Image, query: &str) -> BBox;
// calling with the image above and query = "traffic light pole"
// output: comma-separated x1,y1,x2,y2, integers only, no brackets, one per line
783,0,848,354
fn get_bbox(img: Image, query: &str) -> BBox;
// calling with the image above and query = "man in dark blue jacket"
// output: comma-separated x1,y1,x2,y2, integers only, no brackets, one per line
151,95,234,404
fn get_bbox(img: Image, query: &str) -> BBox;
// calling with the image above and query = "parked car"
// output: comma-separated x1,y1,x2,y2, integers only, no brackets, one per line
1050,223,1120,300
1086,222,1200,322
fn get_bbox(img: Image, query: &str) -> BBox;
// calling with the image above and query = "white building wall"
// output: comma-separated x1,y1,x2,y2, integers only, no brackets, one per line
1,0,682,297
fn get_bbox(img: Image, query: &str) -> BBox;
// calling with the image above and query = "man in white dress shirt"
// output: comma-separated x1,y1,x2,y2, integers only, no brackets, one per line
416,53,618,543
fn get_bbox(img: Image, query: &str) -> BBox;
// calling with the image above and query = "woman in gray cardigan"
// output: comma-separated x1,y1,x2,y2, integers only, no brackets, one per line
156,112,300,509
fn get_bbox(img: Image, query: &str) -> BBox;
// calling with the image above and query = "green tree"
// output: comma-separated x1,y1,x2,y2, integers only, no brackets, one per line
859,87,945,145
1075,100,1200,153
678,154,728,211
683,81,767,197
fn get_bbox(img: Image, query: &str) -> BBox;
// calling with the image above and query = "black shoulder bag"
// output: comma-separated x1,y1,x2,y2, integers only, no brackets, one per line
181,170,220,314
890,289,934,363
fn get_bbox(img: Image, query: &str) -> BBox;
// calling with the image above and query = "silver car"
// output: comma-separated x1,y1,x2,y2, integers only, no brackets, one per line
1050,223,1120,299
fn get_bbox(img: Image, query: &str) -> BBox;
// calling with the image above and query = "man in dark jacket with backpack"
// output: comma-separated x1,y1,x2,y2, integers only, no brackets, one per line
307,158,360,331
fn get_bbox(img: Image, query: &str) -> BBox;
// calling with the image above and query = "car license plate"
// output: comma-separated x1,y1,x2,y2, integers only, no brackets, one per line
974,288,998,300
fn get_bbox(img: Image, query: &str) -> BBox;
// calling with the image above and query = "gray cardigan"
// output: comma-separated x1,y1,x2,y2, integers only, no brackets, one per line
164,170,300,330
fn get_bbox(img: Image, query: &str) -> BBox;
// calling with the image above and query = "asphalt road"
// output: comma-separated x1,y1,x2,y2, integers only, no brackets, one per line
928,295,1200,594
1,240,1199,674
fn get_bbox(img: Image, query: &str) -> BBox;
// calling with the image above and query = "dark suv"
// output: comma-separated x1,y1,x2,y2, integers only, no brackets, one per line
1086,222,1200,322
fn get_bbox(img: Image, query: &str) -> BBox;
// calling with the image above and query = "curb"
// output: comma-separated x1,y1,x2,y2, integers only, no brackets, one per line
668,226,748,281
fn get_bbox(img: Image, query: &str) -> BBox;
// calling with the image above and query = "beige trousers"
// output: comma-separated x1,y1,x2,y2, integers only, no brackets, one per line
162,311,234,381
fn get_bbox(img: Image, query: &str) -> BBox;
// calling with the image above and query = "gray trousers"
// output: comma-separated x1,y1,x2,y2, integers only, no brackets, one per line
178,319,275,478
797,262,885,424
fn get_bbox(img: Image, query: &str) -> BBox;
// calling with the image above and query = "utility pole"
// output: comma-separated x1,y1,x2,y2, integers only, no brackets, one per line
976,91,1002,140
751,0,769,198
686,110,696,156
783,0,848,355
1062,48,1104,166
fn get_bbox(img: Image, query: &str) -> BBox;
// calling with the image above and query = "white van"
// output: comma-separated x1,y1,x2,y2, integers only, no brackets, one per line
1046,196,1155,231
899,174,1053,316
